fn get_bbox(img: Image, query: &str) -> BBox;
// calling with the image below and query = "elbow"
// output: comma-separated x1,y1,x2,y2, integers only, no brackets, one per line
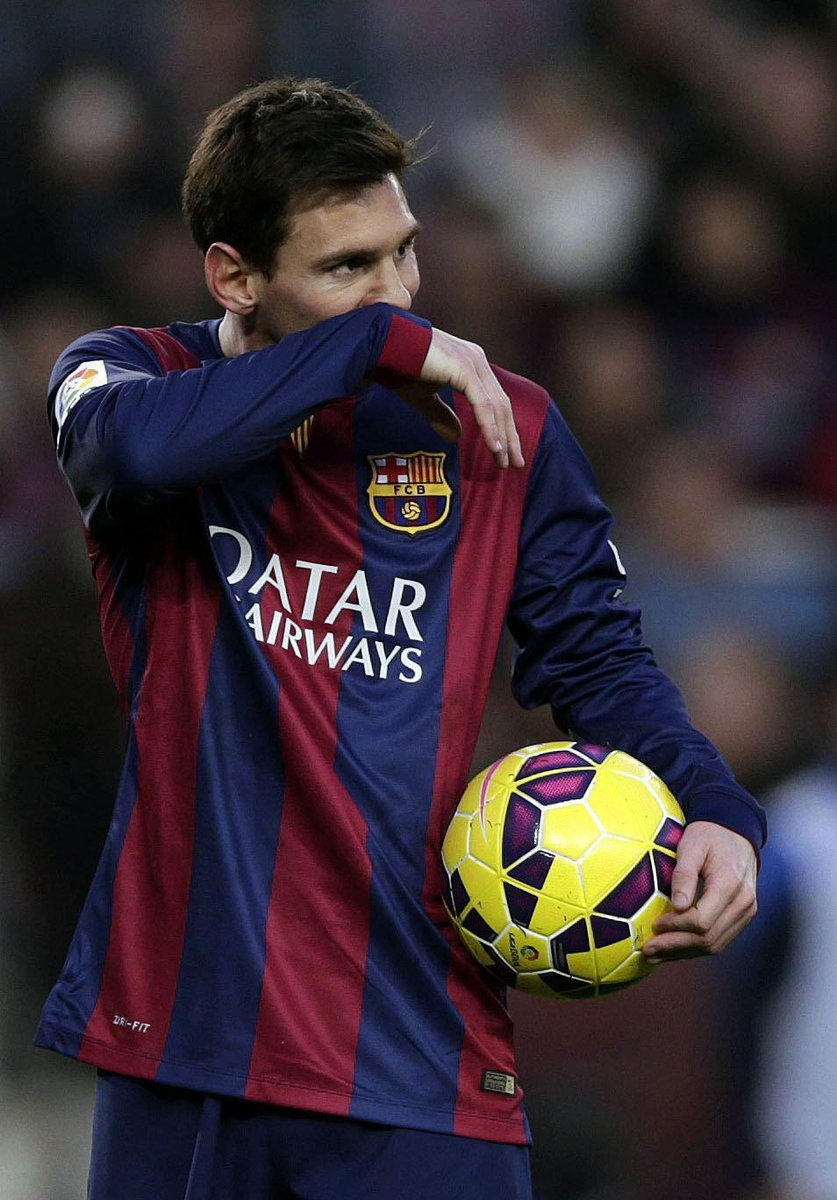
59,425,167,498
104,434,167,491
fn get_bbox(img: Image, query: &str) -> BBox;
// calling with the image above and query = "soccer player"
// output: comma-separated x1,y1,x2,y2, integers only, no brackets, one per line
37,78,763,1200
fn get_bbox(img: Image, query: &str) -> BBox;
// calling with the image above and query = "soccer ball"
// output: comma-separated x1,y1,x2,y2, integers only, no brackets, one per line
441,742,685,998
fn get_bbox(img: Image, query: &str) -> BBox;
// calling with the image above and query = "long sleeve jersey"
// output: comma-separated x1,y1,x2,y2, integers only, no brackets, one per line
36,303,766,1144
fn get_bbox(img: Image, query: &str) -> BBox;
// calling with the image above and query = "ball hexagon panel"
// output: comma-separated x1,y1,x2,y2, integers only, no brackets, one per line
540,802,601,861
447,868,470,918
504,882,539,927
580,837,649,908
515,932,551,971
460,905,498,942
592,851,656,917
601,952,650,987
590,914,632,948
483,943,518,987
494,925,552,975
457,926,497,972
549,917,590,970
655,817,684,852
625,891,670,951
571,742,613,764
588,920,635,980
517,770,595,805
652,849,676,895
515,969,590,998
587,772,666,844
517,748,592,776
501,795,542,867
507,849,554,890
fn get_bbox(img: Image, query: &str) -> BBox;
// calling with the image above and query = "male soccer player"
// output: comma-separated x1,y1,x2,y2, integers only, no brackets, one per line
37,78,763,1200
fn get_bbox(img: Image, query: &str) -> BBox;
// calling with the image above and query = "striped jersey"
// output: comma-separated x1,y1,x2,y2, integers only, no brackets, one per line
36,303,766,1143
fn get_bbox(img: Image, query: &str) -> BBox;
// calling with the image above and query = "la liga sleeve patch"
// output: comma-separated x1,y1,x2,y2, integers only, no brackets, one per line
55,360,108,430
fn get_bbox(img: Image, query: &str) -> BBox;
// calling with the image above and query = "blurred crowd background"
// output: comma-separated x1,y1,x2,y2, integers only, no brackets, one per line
0,1,834,1197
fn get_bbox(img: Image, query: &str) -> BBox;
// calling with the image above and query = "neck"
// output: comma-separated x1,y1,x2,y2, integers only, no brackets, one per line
218,311,275,357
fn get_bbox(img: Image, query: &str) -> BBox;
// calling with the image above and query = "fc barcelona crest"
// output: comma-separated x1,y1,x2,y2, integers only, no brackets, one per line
367,452,452,535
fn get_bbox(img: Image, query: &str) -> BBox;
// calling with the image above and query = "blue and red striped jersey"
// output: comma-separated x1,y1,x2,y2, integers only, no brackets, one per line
36,303,765,1144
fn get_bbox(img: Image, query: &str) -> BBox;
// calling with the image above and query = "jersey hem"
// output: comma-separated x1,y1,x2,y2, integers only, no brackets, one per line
34,1022,531,1146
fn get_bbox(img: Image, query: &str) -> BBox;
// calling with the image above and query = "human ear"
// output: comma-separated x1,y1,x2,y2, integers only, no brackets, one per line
204,242,259,315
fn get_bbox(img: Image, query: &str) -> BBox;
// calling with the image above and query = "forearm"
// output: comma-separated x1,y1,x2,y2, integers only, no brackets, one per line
53,305,431,498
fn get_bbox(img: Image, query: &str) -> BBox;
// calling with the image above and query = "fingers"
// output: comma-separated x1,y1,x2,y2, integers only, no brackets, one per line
470,355,522,468
641,821,759,965
421,329,525,469
645,903,754,961
645,905,755,963
644,868,758,964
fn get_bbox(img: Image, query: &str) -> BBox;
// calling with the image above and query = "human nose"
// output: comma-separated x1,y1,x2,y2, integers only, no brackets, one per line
363,259,414,309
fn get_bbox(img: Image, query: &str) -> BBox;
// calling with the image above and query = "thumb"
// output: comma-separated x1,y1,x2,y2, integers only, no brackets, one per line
670,840,702,911
395,381,462,443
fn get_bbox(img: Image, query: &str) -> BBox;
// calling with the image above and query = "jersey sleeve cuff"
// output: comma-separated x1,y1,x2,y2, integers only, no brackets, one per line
685,790,767,857
371,311,433,386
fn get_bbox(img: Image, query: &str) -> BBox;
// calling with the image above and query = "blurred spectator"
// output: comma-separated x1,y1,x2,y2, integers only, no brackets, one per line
747,672,837,1200
452,63,656,293
416,193,531,373
107,210,208,324
674,626,805,795
712,670,837,1200
272,0,582,151
156,0,276,157
616,431,835,679
543,300,671,500
645,169,836,499
0,286,123,1066
33,67,155,289
1,288,113,590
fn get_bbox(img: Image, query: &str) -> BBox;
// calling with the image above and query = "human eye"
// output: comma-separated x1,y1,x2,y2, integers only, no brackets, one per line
328,254,369,277
332,257,366,276
395,236,417,260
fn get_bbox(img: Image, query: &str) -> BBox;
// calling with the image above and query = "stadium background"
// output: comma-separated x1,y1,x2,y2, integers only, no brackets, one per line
0,1,834,1196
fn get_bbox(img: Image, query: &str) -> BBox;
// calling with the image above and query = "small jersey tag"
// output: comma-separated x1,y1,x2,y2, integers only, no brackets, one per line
55,360,108,430
481,1069,516,1096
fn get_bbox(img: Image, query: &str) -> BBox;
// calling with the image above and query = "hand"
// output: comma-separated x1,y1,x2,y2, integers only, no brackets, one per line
418,328,525,469
642,821,758,963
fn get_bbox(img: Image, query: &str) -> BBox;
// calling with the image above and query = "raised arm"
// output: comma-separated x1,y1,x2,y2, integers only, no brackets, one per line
51,304,524,531
50,304,433,504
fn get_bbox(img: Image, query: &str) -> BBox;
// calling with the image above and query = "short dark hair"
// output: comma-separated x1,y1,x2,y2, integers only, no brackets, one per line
182,77,416,276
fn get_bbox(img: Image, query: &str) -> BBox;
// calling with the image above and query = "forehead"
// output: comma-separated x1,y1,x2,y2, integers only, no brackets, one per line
283,174,417,260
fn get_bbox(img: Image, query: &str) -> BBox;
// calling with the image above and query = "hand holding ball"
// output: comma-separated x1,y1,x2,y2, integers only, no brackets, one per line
441,742,685,998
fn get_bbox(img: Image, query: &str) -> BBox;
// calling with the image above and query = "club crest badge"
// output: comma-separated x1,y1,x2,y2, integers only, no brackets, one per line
367,452,452,535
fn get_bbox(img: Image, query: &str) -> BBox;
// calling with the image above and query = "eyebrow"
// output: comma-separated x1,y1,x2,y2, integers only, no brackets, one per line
313,221,422,272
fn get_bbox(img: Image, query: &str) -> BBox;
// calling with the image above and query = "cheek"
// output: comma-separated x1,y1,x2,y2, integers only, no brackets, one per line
264,282,347,336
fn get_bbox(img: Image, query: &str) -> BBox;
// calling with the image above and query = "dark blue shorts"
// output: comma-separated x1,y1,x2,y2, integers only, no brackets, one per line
89,1071,532,1200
